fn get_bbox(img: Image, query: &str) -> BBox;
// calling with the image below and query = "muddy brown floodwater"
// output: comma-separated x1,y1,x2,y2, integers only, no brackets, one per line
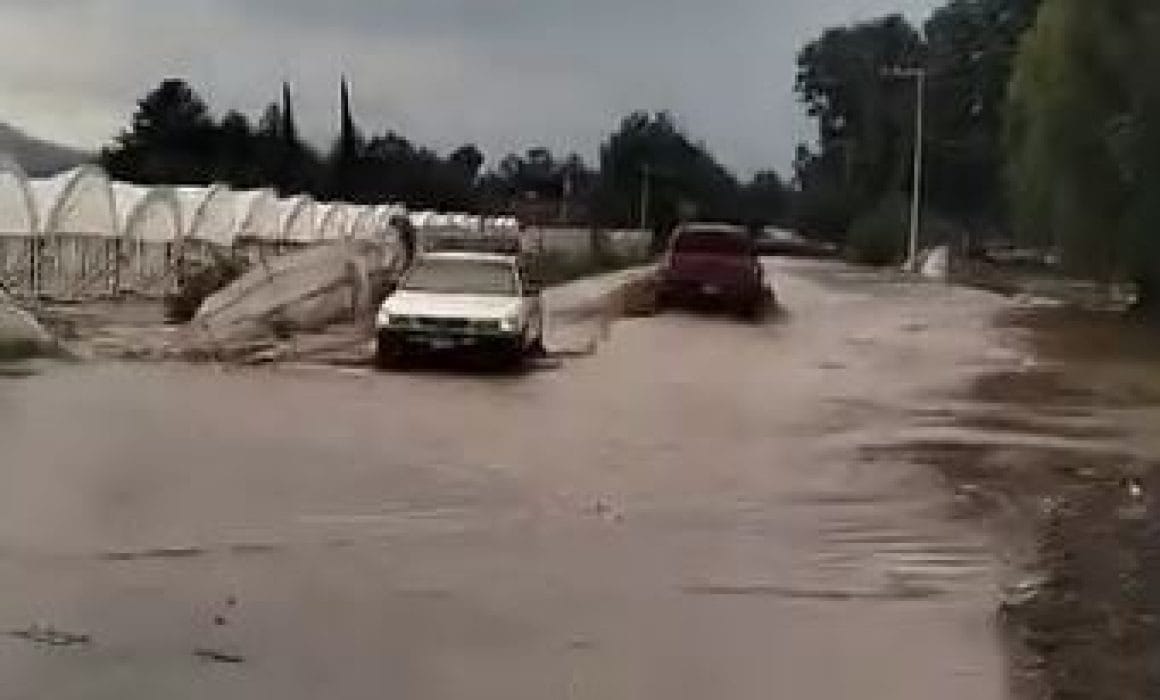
1,258,1154,699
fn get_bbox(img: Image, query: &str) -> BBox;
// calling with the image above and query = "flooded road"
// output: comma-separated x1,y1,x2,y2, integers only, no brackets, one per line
0,258,1074,699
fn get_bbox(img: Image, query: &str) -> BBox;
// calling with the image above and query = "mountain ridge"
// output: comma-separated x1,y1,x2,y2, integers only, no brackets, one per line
0,122,91,177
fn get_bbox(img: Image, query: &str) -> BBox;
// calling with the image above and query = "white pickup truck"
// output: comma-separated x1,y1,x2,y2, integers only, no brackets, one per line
374,251,545,366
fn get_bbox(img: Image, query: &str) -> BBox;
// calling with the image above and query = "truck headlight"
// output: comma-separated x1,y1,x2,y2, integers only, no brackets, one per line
499,313,520,333
376,309,392,328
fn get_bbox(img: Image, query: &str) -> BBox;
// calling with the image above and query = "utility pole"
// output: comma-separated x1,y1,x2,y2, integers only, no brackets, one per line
639,163,651,232
560,171,572,224
882,66,926,272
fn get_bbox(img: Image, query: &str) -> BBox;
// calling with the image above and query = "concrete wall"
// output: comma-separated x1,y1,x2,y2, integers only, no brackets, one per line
525,227,652,265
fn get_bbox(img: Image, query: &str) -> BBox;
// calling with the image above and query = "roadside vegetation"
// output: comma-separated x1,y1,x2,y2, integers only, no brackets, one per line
1007,0,1160,313
793,0,1160,312
844,196,910,266
791,1,1042,264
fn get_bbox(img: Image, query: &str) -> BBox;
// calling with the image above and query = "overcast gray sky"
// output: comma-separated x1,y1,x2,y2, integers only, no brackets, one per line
0,0,937,176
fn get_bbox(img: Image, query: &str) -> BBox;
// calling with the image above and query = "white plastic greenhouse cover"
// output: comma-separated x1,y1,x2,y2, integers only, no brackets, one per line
315,203,352,241
424,213,451,230
380,203,407,220
349,205,381,240
32,166,118,237
0,156,37,236
408,211,436,229
111,182,147,233
113,183,181,243
234,189,280,241
178,185,236,246
372,203,405,230
277,195,316,243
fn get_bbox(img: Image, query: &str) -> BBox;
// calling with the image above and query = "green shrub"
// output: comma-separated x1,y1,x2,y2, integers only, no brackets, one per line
846,197,909,266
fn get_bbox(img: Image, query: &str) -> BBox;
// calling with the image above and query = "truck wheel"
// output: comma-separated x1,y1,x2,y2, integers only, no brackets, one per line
738,295,767,323
527,331,548,358
490,338,525,369
375,335,408,369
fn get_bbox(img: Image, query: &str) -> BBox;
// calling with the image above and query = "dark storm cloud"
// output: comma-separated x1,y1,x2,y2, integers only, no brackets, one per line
0,0,938,175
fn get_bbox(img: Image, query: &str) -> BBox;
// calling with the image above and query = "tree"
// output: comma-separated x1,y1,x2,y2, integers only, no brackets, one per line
100,78,218,184
280,82,299,146
922,0,1043,227
448,144,485,182
216,110,259,188
328,76,370,201
741,171,790,227
593,111,739,233
250,93,319,196
1007,0,1160,307
794,14,924,228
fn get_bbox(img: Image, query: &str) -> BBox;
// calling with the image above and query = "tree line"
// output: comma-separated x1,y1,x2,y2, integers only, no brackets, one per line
794,0,1159,306
99,79,789,234
791,0,1042,243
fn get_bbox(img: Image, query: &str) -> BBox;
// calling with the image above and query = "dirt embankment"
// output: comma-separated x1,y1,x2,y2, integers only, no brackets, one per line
880,306,1160,699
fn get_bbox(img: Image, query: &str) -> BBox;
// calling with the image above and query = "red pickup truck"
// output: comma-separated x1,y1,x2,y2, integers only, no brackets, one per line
658,223,770,318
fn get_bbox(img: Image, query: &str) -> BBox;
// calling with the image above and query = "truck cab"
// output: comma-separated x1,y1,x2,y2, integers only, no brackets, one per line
375,251,544,366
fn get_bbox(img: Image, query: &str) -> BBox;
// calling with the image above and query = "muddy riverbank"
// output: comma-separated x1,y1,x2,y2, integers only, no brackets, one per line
879,304,1160,699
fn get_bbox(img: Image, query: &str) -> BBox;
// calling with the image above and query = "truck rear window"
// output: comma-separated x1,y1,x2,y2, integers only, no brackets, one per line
402,259,517,296
673,232,751,255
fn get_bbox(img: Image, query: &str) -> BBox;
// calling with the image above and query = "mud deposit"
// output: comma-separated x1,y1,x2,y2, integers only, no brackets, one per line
880,307,1160,699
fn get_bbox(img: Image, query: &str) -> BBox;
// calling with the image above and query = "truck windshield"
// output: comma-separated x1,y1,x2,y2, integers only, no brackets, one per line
402,258,518,296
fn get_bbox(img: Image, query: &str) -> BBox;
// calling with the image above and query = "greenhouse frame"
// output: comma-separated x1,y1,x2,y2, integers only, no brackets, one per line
0,161,519,300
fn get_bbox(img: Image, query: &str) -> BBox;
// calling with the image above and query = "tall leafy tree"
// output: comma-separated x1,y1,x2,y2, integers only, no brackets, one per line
216,110,259,188
593,111,739,233
1007,0,1160,306
281,82,299,146
741,171,790,227
794,15,924,225
922,0,1043,227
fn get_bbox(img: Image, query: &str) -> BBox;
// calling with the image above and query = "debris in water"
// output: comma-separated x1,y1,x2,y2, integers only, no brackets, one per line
100,545,206,561
999,576,1050,616
589,497,625,522
194,648,246,664
1125,478,1145,501
568,636,596,650
7,624,92,648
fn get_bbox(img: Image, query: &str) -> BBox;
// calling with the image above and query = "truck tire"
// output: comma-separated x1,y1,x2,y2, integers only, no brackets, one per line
375,334,409,369
526,325,548,358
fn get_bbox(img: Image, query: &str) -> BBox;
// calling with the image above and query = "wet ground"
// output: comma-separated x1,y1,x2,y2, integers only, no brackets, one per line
1,258,1155,699
955,307,1160,699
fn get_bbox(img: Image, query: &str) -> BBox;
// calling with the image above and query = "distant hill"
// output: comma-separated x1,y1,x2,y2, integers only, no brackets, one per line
0,122,91,177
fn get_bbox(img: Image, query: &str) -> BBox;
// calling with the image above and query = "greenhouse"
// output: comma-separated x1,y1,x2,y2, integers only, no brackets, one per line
112,183,182,295
0,162,516,300
0,157,38,294
316,203,352,241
